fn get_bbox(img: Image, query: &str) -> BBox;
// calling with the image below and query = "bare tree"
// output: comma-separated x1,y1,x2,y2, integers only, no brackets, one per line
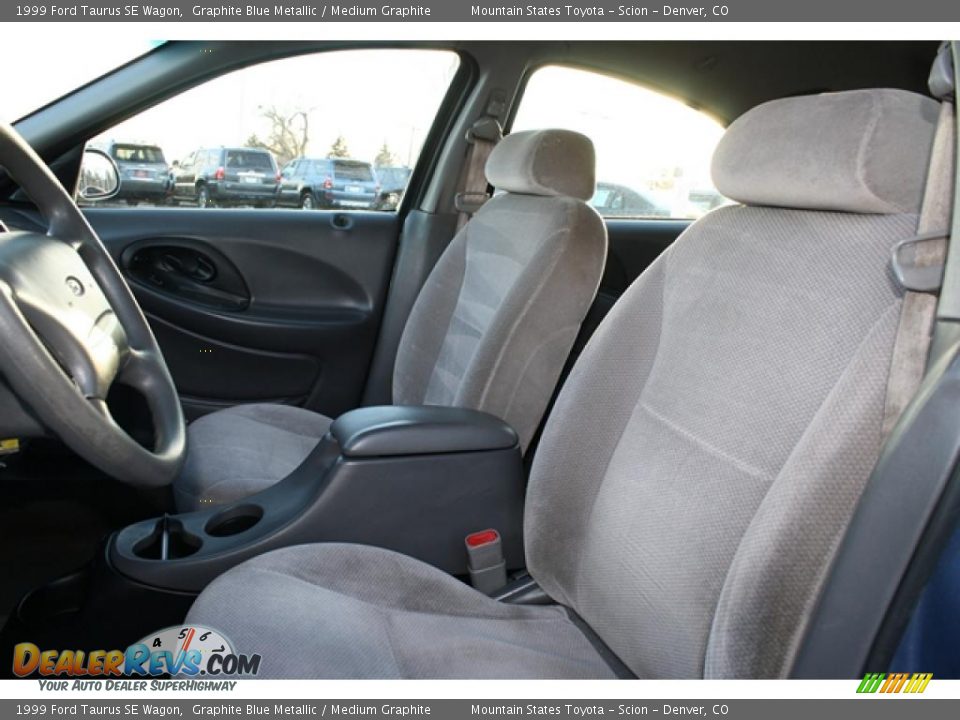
328,135,351,159
245,106,310,167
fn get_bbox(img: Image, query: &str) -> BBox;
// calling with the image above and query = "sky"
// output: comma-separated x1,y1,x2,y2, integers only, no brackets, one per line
3,42,724,208
2,39,159,124
513,65,725,199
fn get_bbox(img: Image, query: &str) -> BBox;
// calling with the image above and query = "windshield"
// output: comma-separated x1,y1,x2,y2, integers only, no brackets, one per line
2,40,160,123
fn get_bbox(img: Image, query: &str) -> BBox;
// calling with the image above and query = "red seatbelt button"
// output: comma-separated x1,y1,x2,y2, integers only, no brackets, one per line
465,529,506,594
466,529,500,547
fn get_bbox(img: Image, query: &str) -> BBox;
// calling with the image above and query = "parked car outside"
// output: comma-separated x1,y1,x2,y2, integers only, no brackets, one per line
171,147,280,208
589,181,672,218
686,187,730,217
107,142,170,205
277,158,381,210
373,166,412,210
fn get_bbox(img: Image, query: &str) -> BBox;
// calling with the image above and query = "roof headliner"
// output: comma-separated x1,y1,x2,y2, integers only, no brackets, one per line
509,41,940,123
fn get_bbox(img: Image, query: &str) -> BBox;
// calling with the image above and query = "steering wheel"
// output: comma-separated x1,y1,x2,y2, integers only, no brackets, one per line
0,122,185,488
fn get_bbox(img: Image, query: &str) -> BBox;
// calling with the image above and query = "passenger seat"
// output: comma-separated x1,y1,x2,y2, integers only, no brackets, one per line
173,129,607,511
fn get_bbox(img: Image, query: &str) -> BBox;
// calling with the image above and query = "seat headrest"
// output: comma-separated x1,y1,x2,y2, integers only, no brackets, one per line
486,129,596,200
712,89,940,214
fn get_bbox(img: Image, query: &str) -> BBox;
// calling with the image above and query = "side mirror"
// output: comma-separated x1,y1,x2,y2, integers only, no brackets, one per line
77,148,120,202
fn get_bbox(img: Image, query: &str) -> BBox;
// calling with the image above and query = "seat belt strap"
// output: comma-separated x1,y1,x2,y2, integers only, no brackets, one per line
882,97,956,438
454,117,502,232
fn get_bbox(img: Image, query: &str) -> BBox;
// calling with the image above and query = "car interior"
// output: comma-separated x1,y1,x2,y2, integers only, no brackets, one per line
0,39,958,679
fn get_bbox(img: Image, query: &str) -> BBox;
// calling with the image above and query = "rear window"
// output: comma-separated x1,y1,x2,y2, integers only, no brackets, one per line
226,151,274,171
513,65,728,220
112,145,165,164
334,161,374,182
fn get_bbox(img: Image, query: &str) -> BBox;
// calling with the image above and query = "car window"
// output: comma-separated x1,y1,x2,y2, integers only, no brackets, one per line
512,65,729,220
226,150,275,171
3,41,158,123
111,144,165,164
334,161,375,182
83,49,459,211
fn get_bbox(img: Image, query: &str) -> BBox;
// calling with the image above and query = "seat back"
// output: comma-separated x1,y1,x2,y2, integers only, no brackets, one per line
393,129,607,450
523,89,940,678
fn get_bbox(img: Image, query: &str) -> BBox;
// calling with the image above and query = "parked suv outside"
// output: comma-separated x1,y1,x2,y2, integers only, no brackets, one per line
277,158,380,210
171,147,280,208
107,142,170,205
373,166,413,210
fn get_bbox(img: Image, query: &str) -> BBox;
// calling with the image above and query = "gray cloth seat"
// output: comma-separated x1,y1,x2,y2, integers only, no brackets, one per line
189,543,617,679
187,88,941,678
175,129,607,511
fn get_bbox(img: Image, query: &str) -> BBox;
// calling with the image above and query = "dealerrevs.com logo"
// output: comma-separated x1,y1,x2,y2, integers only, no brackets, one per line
12,625,261,679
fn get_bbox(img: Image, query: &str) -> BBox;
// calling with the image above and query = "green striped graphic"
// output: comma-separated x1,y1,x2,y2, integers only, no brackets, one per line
857,673,886,693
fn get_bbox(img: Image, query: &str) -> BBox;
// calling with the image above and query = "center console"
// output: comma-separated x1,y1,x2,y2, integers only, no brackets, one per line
109,405,526,593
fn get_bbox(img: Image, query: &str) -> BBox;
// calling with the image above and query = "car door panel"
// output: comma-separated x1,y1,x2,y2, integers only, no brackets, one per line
85,207,398,420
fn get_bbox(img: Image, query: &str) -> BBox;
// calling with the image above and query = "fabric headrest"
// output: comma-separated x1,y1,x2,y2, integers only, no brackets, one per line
486,129,596,200
712,89,940,214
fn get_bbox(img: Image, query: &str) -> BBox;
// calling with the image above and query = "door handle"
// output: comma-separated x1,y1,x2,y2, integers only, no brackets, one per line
123,241,250,311
160,252,217,283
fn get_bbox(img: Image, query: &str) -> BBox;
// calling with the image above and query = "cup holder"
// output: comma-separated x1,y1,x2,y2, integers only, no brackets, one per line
133,517,202,560
205,504,264,538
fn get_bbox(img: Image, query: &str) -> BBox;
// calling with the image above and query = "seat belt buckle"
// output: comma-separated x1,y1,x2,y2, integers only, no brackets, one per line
891,231,949,293
465,529,507,595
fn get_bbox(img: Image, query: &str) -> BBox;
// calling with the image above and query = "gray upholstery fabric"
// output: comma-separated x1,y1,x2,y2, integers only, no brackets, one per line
186,88,939,679
712,89,939,214
175,404,332,511
525,206,919,678
485,129,596,200
186,543,616,679
175,131,605,510
393,193,606,450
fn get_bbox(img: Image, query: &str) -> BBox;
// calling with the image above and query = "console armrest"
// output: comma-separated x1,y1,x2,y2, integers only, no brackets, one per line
331,405,518,457
112,405,526,592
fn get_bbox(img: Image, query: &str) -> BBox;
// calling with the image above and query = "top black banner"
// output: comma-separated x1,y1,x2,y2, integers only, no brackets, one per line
5,0,960,22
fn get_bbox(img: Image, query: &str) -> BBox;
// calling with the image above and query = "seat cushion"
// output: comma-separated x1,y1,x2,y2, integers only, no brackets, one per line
175,404,332,512
186,544,616,679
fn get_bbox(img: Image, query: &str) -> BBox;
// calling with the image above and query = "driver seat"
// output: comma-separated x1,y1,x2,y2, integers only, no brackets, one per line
186,89,940,678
